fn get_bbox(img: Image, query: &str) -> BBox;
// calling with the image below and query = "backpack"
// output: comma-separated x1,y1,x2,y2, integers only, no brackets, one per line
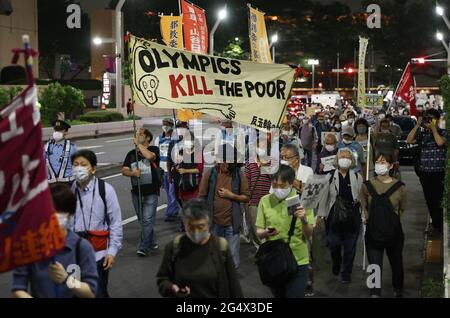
97,178,110,225
364,180,404,248
254,217,299,288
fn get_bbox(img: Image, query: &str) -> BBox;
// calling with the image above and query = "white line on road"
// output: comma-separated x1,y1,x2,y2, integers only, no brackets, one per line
122,204,168,225
78,145,104,150
106,137,133,143
97,163,111,166
102,173,122,180
95,152,106,155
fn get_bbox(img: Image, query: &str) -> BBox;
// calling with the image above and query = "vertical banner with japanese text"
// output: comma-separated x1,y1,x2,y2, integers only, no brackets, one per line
160,16,183,49
181,0,208,54
357,36,369,108
248,5,272,64
0,86,65,273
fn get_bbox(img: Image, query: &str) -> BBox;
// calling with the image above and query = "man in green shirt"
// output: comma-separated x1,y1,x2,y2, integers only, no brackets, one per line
256,165,314,298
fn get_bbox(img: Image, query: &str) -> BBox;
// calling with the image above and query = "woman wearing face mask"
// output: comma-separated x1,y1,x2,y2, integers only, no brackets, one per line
316,148,363,284
316,133,339,174
71,150,123,298
157,199,243,298
256,165,314,298
12,184,98,298
360,152,407,298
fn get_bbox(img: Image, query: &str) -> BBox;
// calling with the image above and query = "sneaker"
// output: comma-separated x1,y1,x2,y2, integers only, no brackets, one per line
150,244,159,250
305,285,315,297
136,250,147,257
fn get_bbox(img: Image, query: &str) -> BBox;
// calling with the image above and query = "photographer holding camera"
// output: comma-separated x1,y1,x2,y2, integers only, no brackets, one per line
407,109,448,233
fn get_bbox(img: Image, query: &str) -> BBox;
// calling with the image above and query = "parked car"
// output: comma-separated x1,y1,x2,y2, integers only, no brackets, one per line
393,116,418,164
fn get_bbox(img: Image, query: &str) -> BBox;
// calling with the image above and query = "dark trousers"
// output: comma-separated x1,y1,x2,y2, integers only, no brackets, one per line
365,233,404,296
418,171,445,230
302,149,313,167
96,258,110,298
327,228,359,280
271,265,309,298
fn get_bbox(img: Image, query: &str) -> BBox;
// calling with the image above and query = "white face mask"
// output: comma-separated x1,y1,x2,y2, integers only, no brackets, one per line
335,123,341,129
302,119,309,125
338,158,352,170
280,160,290,166
57,213,70,230
343,139,353,145
73,166,90,183
378,114,385,120
347,118,355,124
186,230,210,245
325,145,336,152
53,131,64,142
271,186,292,200
375,163,390,176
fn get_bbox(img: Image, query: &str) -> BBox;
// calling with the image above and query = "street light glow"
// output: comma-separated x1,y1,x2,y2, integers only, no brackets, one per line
271,34,278,43
436,31,444,41
436,5,444,16
93,37,103,45
218,7,227,20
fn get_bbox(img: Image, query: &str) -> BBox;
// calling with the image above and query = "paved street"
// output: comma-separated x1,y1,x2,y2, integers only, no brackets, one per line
0,161,428,298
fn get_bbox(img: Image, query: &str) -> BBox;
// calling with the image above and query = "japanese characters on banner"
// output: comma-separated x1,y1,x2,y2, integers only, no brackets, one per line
160,16,183,49
181,0,208,54
393,62,417,116
128,36,296,132
0,86,65,273
248,5,272,64
357,37,369,108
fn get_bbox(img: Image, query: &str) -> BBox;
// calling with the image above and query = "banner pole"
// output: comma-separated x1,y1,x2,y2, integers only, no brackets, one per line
362,127,371,271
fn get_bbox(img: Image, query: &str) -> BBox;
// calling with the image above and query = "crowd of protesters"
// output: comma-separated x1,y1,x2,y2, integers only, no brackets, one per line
12,97,448,299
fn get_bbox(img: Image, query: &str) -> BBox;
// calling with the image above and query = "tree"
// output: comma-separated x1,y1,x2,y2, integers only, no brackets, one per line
40,83,85,122
220,39,244,59
0,86,23,108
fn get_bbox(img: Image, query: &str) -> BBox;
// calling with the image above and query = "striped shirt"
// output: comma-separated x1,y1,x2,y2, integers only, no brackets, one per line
245,162,272,207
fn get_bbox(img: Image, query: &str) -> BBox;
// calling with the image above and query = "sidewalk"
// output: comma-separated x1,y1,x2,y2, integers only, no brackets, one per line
311,166,428,298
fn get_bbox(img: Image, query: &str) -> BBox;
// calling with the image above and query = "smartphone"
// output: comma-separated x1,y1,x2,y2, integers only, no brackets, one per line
286,195,301,216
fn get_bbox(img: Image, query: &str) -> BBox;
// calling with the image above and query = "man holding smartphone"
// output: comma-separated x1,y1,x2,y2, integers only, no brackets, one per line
407,109,448,233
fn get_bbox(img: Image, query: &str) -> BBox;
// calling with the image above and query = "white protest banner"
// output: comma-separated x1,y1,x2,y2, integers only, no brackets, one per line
300,175,330,209
321,132,341,146
357,37,369,108
129,35,296,132
320,155,336,172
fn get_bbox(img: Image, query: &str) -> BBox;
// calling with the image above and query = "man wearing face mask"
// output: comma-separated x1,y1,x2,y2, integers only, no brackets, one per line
123,128,161,256
157,199,243,298
71,150,123,298
45,120,77,185
154,118,179,222
338,126,365,175
12,183,98,298
407,109,448,232
316,133,338,174
281,144,314,193
342,111,356,130
298,116,318,168
314,112,331,156
198,145,250,269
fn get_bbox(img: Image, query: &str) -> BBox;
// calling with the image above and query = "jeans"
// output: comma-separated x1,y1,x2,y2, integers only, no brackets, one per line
418,171,445,230
163,172,179,218
96,258,110,298
327,227,359,281
365,232,404,296
212,224,240,268
302,149,313,167
132,193,158,252
271,265,309,298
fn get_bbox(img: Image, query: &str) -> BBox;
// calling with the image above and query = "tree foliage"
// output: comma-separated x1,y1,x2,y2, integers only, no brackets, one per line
40,83,85,122
0,86,23,108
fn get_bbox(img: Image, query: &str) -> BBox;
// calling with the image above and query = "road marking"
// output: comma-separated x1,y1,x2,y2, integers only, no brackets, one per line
102,173,123,180
95,152,106,155
106,137,133,143
97,163,111,166
78,145,103,150
122,204,168,225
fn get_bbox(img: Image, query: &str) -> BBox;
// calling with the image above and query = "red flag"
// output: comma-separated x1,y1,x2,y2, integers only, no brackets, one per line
0,85,65,273
181,0,208,54
393,62,417,116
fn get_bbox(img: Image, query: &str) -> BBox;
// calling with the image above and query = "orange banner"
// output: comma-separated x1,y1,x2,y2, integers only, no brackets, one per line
160,16,183,49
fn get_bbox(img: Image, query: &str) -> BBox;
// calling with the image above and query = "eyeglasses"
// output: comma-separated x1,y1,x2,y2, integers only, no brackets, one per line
282,155,298,160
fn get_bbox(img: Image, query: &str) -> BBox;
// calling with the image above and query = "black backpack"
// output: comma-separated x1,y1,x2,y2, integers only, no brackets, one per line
364,180,404,248
255,217,298,288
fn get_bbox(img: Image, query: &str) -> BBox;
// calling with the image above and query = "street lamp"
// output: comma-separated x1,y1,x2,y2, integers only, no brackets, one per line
93,37,115,46
270,34,278,63
307,59,319,91
209,5,227,55
436,31,450,75
436,3,450,31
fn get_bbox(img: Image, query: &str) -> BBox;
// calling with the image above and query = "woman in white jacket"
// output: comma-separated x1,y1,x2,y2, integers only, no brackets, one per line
316,148,363,284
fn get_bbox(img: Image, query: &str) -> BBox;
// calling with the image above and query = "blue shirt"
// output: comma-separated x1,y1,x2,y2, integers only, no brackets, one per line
154,133,174,172
45,139,77,180
11,230,98,298
416,128,448,173
338,141,365,173
70,177,123,262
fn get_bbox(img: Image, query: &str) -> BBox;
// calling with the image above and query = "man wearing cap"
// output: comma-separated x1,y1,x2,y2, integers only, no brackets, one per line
44,119,77,184
338,126,366,175
154,118,179,222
